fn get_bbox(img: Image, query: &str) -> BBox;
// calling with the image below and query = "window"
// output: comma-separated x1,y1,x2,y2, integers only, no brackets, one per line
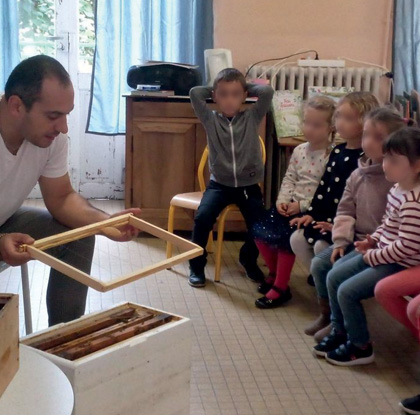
17,0,95,72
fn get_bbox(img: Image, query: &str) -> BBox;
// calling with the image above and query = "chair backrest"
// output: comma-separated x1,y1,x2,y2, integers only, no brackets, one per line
197,136,266,192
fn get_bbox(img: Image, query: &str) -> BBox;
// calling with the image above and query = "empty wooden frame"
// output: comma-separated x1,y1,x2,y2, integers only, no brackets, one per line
21,214,203,293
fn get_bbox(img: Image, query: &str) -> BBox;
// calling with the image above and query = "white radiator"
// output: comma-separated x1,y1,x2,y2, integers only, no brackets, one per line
247,65,384,98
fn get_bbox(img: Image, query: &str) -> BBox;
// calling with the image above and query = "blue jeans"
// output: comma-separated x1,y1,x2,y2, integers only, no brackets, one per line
310,245,356,299
189,180,264,274
326,252,404,346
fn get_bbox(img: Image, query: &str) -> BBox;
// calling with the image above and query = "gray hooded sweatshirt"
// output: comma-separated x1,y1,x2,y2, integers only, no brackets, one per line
332,156,393,249
189,84,274,188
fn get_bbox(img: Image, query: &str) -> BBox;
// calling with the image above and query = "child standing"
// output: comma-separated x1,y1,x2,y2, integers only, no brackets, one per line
375,265,420,414
252,95,336,308
289,92,379,279
188,68,274,287
313,127,420,366
306,108,404,340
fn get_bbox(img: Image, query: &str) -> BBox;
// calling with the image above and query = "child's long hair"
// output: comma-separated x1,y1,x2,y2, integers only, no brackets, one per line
383,127,420,165
338,91,380,119
304,95,337,142
365,107,409,135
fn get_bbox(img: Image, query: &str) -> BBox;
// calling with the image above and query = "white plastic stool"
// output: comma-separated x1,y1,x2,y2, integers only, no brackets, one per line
0,261,33,334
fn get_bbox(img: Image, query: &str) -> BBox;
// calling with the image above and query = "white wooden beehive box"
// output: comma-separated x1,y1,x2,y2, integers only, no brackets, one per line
21,302,192,415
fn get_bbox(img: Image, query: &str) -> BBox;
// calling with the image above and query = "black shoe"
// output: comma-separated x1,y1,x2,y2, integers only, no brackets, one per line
255,287,292,309
399,394,420,414
258,280,273,294
326,340,374,366
312,329,347,357
239,260,265,283
307,274,315,286
188,271,206,288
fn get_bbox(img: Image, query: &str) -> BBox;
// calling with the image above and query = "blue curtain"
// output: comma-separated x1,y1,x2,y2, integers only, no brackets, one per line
393,0,420,95
87,0,213,135
0,0,20,89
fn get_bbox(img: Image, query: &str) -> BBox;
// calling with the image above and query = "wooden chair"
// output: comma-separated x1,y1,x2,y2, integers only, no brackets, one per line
166,137,266,282
0,261,33,334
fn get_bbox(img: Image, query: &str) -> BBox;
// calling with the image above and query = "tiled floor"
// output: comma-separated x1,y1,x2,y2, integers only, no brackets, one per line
1,200,420,414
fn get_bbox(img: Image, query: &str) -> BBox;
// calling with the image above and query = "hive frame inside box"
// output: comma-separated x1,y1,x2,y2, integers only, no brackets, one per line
21,214,203,292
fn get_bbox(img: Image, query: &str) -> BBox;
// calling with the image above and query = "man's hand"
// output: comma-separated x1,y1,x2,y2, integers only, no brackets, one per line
100,208,142,242
285,202,300,217
290,215,313,229
0,233,34,266
314,221,333,234
331,247,345,263
354,234,376,254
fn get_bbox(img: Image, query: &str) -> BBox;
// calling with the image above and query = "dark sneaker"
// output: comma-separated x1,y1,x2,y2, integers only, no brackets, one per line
255,287,292,309
312,329,347,357
399,394,420,414
239,260,265,283
326,340,374,366
188,271,206,288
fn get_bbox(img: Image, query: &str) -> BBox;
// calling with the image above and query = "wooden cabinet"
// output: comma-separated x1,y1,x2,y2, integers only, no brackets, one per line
125,96,266,231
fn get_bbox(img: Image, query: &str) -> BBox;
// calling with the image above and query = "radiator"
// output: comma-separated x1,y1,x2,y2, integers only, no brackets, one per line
247,65,384,98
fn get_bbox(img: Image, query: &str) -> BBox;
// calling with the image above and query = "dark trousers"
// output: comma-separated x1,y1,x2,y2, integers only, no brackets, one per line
0,207,95,326
189,180,264,274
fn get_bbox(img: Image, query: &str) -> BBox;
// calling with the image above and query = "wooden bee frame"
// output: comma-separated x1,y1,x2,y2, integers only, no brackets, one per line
21,214,203,293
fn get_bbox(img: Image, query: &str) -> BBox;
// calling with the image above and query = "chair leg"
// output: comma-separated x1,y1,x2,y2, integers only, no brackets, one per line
166,205,176,259
20,263,33,335
215,209,229,282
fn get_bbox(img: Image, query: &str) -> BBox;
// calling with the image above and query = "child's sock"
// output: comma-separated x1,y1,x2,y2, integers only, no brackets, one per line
255,240,277,275
266,250,296,300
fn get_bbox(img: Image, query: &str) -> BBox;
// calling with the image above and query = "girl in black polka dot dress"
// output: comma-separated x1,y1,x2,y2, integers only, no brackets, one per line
289,92,380,279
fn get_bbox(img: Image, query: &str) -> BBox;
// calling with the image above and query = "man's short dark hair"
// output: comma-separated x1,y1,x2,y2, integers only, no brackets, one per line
4,55,71,110
213,68,247,91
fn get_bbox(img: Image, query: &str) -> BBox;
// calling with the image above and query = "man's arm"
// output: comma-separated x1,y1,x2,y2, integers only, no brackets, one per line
39,174,141,241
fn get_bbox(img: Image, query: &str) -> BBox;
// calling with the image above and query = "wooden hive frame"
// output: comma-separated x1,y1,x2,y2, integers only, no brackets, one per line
21,214,203,293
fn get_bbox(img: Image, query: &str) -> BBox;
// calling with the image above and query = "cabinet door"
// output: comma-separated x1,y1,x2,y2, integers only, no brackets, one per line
132,119,197,229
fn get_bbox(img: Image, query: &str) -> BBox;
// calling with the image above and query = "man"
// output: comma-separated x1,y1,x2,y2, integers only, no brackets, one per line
0,55,140,326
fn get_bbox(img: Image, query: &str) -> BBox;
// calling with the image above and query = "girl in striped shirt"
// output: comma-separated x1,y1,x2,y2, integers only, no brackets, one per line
313,127,420,366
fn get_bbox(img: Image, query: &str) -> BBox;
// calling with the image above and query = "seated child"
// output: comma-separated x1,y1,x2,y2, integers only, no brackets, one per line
252,95,336,308
313,127,420,366
289,92,380,280
188,68,274,287
306,108,404,340
375,265,420,414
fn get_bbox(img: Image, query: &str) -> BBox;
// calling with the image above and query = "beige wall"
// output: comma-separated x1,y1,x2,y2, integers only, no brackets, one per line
213,0,393,74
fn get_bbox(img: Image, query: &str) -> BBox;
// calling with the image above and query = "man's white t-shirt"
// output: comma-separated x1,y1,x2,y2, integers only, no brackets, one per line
0,133,68,226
